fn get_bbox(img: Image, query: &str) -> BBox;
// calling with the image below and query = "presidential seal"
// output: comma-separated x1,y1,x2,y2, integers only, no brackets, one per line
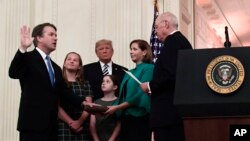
205,55,245,94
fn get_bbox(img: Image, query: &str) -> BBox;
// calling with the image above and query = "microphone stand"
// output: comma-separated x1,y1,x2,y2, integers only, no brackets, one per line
224,26,231,48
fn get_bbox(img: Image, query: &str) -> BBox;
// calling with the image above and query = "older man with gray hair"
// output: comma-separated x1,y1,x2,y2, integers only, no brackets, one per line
141,12,193,141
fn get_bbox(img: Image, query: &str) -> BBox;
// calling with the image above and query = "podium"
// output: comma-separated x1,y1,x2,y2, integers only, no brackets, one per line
174,47,250,141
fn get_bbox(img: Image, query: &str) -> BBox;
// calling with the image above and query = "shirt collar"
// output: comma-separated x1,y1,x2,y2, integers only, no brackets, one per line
36,47,48,60
169,30,178,35
99,61,112,68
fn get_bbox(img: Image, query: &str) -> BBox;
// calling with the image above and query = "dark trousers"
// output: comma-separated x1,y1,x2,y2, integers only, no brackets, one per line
20,130,57,141
120,114,151,141
20,122,57,141
153,124,185,141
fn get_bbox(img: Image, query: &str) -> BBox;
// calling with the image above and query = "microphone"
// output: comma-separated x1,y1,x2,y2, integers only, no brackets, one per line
224,26,231,48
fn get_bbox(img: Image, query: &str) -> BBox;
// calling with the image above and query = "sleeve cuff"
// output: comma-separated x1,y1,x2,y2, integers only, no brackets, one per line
147,82,151,94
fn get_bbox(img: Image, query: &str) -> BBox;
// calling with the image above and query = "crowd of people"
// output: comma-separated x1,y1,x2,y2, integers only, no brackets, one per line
9,11,192,141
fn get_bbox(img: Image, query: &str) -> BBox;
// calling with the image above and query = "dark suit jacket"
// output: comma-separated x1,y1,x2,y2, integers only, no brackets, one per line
9,49,83,131
149,31,192,128
83,62,127,100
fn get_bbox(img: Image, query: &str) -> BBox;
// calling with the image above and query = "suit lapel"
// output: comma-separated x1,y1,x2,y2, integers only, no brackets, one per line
33,49,54,88
96,62,104,76
112,63,123,75
112,63,117,75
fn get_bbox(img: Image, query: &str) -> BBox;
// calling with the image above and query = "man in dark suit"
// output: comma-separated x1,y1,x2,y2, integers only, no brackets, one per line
140,12,193,141
9,23,84,141
83,39,127,100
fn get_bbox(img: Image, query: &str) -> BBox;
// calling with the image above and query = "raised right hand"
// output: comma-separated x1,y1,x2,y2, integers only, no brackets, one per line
20,25,34,50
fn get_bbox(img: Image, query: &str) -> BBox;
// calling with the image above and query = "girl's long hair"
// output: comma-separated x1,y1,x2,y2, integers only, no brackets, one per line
62,52,84,87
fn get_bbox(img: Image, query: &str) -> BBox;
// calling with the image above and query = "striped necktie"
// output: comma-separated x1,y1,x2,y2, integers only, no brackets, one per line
45,56,55,87
103,64,109,75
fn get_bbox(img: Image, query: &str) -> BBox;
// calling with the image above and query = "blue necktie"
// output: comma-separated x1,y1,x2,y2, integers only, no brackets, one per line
45,56,55,87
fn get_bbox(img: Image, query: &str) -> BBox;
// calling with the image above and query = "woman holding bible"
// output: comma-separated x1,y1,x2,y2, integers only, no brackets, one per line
106,39,154,141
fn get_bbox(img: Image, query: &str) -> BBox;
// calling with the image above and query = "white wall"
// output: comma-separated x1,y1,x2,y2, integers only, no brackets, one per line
0,0,155,140
163,0,194,45
0,0,194,140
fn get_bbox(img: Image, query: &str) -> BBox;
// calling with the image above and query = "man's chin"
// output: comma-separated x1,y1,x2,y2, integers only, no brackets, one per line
48,47,56,52
101,58,111,62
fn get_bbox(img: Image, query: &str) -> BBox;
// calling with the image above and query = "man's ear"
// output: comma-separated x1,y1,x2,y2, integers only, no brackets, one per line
165,20,169,29
37,36,42,42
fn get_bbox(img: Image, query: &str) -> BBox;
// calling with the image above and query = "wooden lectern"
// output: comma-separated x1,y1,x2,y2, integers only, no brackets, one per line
174,47,250,141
